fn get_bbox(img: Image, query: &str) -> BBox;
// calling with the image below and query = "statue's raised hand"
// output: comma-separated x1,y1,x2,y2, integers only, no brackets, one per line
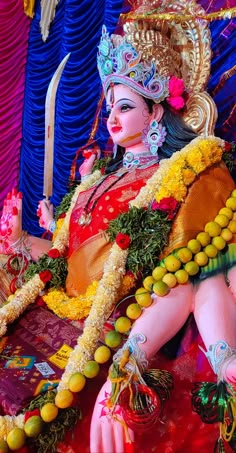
90,379,134,453
0,189,23,253
79,147,101,179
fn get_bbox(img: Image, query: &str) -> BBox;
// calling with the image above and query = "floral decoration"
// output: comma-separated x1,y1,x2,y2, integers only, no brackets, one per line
24,409,40,422
39,269,53,283
48,248,61,259
116,233,131,250
43,281,99,320
0,136,226,439
25,254,67,289
167,75,185,110
108,206,172,275
224,142,232,152
151,197,179,219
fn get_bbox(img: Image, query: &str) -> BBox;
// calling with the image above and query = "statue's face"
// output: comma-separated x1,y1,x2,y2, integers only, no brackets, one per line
106,84,151,148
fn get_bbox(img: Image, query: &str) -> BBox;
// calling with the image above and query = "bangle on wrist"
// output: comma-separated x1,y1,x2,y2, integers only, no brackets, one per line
81,174,91,182
5,232,31,290
6,231,31,259
47,219,56,233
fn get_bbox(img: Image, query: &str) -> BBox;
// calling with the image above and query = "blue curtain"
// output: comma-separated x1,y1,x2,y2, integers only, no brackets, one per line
20,0,124,236
208,19,236,142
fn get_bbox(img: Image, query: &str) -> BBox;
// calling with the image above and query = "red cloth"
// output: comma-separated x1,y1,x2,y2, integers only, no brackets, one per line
69,165,158,256
58,321,233,453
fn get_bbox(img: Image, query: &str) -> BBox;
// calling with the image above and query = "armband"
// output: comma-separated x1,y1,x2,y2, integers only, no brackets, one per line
47,219,56,233
81,173,92,182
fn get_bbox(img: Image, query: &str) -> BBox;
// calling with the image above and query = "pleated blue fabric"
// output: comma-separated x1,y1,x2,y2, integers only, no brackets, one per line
20,0,124,235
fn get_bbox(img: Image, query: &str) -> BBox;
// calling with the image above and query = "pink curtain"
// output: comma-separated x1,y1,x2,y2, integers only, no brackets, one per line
0,0,31,212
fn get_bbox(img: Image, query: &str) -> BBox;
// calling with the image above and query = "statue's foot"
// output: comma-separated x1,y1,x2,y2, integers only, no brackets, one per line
201,341,236,387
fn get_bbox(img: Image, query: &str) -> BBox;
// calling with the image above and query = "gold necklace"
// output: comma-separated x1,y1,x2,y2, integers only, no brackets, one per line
78,170,128,226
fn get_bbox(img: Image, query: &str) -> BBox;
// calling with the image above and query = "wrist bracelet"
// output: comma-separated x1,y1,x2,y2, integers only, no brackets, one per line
47,219,56,233
81,174,91,182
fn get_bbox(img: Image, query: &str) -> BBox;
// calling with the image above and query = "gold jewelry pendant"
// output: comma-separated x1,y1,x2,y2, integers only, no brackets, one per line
78,211,92,226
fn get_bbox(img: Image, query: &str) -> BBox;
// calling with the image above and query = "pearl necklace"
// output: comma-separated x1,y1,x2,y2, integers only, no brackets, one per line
123,151,159,169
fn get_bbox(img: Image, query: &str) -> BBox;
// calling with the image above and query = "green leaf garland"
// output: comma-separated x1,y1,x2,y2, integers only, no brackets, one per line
24,255,68,289
107,206,172,276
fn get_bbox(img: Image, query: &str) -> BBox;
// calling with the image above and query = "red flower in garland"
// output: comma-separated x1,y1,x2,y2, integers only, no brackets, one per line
24,408,40,422
116,233,131,250
59,212,66,219
48,248,61,259
39,270,52,283
151,197,179,220
224,141,232,152
36,296,46,307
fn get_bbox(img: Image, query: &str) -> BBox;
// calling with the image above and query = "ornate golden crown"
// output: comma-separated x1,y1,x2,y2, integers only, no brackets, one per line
121,0,218,135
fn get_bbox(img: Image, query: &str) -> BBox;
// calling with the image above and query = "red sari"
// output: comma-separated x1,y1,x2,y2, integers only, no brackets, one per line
66,165,158,295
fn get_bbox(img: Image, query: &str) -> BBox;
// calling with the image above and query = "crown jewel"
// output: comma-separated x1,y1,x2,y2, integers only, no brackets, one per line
97,25,169,103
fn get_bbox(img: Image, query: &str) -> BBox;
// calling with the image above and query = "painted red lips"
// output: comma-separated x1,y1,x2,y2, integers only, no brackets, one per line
111,126,122,133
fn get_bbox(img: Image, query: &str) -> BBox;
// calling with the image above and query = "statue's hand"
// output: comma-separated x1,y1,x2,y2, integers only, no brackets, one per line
90,379,134,453
79,147,101,179
0,189,23,253
37,199,54,230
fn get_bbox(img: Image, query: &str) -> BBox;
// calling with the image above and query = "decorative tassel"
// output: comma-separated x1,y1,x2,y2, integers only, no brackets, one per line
142,368,174,403
192,380,236,451
214,438,226,453
108,349,174,432
191,381,231,423
229,425,236,451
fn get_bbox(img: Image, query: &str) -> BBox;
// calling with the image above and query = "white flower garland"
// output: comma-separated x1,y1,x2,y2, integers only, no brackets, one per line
0,136,225,435
0,170,102,331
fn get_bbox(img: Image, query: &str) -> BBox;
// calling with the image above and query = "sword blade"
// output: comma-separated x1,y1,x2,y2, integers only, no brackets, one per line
43,53,71,199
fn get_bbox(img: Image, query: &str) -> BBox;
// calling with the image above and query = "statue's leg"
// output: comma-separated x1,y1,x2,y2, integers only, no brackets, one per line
194,273,236,383
227,264,236,299
90,283,193,453
130,282,193,360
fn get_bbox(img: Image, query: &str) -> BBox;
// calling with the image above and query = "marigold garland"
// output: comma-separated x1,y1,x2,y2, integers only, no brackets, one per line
0,136,226,437
43,281,99,320
52,217,65,240
43,274,136,321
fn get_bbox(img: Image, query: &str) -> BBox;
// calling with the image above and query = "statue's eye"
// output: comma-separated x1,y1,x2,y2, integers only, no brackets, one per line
121,104,133,112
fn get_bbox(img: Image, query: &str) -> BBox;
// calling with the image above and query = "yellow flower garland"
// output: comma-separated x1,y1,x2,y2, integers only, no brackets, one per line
43,274,135,321
43,281,99,320
0,136,225,436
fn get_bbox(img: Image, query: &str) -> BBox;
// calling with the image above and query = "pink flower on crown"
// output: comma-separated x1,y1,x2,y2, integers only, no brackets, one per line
169,76,185,96
167,76,185,111
167,96,185,110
